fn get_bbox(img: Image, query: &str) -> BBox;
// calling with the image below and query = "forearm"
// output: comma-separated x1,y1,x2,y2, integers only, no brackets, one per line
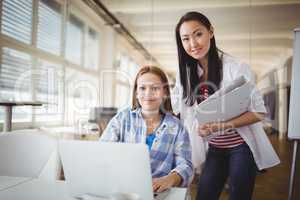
224,111,265,129
168,172,182,187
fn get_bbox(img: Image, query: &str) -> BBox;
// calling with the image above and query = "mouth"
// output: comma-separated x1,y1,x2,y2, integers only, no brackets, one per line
191,48,202,53
143,99,156,102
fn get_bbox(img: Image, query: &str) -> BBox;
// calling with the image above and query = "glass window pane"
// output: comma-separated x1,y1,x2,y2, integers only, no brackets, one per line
65,68,99,125
37,0,62,55
65,14,84,65
1,0,33,44
84,27,99,70
34,59,64,122
115,83,130,109
0,47,32,123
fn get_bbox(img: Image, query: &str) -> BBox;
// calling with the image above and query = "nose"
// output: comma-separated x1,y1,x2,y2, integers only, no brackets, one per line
143,88,154,97
190,36,198,48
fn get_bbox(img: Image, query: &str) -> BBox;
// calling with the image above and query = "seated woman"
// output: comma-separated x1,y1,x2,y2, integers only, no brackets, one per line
100,66,193,192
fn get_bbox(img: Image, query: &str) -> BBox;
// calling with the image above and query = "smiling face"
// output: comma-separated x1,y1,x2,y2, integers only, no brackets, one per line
179,20,214,63
136,72,165,113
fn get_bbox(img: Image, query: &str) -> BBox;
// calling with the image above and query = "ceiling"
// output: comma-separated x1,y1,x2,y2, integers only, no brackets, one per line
100,0,300,78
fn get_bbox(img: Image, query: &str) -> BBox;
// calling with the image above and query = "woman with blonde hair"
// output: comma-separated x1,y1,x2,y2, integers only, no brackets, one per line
100,66,193,192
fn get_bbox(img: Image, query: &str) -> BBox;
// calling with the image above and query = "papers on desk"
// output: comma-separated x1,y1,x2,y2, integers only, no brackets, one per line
195,76,253,140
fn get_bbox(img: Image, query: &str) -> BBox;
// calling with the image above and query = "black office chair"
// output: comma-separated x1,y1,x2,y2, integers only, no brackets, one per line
88,107,118,136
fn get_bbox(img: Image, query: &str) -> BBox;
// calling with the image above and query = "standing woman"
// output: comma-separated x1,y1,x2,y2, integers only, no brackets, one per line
172,11,280,200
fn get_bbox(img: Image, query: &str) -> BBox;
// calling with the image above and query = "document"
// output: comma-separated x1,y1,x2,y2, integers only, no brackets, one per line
195,76,253,125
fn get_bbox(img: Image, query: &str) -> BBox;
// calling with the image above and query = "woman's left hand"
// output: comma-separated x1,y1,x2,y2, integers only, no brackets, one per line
152,173,181,192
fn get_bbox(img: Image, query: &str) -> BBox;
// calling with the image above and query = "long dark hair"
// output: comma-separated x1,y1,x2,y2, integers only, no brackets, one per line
175,11,223,106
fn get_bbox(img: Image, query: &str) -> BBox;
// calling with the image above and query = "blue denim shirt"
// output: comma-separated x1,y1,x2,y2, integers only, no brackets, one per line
100,107,193,186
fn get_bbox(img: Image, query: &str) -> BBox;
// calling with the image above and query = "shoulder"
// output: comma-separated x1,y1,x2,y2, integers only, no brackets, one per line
222,53,252,81
222,53,249,70
113,107,135,120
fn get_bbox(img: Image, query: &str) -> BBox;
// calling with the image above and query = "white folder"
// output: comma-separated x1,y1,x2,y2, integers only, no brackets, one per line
195,76,253,125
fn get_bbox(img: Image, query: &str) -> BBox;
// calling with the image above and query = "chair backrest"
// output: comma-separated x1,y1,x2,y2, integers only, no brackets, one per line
0,131,58,179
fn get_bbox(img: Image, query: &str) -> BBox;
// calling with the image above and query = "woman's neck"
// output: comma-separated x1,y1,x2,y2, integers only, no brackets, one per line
198,64,208,82
141,110,162,135
141,109,161,121
199,55,208,69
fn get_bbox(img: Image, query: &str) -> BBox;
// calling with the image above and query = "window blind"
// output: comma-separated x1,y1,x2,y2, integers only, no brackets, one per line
0,47,32,122
65,13,84,65
84,27,99,70
0,47,31,100
34,59,63,121
1,0,33,44
37,0,62,55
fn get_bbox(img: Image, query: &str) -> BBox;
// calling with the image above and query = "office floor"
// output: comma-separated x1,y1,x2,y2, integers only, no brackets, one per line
190,134,300,200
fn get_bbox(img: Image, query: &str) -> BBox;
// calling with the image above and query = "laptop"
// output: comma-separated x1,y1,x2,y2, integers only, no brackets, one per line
59,140,168,200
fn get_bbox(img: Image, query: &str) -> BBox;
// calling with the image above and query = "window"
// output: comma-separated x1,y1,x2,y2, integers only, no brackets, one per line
37,0,62,55
34,59,64,121
0,47,32,122
114,54,139,108
115,84,131,109
65,13,84,65
1,0,33,44
0,0,102,128
84,27,99,70
65,68,99,125
0,47,32,101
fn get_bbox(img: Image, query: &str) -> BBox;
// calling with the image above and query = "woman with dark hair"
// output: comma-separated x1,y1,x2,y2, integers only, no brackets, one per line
172,11,280,200
100,66,193,192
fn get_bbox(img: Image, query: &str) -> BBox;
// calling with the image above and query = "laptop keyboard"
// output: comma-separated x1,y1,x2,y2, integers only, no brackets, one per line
154,189,170,200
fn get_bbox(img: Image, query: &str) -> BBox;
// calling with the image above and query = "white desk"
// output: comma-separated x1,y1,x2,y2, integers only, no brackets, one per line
0,178,186,200
0,176,32,191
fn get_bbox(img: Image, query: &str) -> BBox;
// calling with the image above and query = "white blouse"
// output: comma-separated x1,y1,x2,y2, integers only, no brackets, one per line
171,54,280,172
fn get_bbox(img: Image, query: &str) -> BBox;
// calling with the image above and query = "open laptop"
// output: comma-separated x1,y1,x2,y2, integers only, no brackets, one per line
59,140,169,200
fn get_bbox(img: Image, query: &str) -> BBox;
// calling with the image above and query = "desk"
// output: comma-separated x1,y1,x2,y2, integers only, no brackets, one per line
0,178,187,200
0,176,32,191
0,101,43,132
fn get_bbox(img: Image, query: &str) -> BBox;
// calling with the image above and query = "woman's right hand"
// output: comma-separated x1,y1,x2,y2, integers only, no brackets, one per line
197,123,212,137
198,122,230,137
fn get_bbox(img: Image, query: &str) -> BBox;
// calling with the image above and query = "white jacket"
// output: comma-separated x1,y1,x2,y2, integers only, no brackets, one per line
171,54,280,172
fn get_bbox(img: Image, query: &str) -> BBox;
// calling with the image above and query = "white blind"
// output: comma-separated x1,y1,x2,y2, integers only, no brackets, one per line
37,0,62,55
65,13,84,65
84,27,99,70
1,0,33,44
0,47,32,122
34,59,63,121
0,47,31,100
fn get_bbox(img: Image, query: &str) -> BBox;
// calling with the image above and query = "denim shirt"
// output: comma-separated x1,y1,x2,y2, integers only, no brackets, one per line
100,107,193,186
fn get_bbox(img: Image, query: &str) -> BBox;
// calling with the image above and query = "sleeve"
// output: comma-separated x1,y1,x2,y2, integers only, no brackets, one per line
171,72,183,115
99,112,122,142
171,125,194,187
235,62,267,113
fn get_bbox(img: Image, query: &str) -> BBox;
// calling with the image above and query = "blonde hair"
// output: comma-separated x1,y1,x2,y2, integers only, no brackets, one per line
131,66,173,114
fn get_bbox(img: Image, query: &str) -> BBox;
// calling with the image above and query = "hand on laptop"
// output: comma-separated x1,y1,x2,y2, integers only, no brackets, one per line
152,172,182,192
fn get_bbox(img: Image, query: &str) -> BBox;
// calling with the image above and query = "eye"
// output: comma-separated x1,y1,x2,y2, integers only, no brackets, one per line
138,86,146,91
181,37,189,42
195,31,203,37
152,86,161,91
